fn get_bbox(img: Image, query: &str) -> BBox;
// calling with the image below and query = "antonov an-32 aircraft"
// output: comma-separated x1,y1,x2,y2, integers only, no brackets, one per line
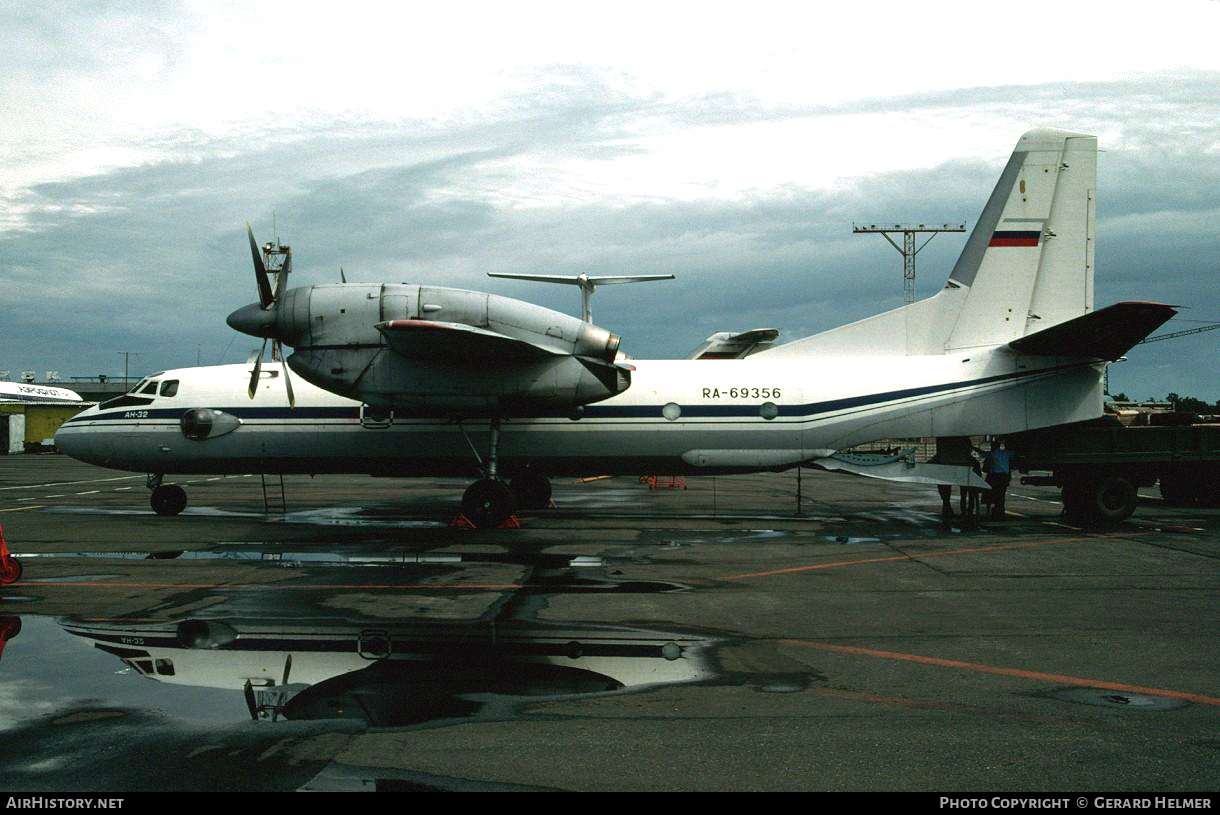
56,130,1175,525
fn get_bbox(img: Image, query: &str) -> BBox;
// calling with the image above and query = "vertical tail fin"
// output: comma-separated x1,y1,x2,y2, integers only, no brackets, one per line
760,129,1097,358
945,129,1096,349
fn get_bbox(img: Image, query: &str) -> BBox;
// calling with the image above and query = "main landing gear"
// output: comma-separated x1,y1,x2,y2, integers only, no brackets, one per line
147,474,188,516
457,420,553,528
459,418,515,528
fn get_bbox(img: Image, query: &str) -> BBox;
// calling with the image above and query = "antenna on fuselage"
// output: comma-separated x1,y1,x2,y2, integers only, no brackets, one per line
486,272,675,323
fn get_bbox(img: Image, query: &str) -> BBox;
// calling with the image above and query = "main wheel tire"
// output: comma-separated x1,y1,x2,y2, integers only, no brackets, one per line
510,471,553,510
461,479,516,528
151,484,188,516
1085,476,1137,525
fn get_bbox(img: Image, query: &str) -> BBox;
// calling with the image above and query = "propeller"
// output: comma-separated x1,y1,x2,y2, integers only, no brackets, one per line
244,224,296,408
242,654,294,722
243,679,259,721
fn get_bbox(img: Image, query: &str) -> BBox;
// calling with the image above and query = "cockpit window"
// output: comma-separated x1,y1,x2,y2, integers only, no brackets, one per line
140,380,160,395
128,377,150,394
159,380,179,397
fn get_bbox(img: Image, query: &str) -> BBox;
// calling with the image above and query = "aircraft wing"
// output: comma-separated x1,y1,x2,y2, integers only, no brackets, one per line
376,319,562,363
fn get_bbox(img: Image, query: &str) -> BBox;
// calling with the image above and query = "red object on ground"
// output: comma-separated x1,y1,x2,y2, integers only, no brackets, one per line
0,526,22,586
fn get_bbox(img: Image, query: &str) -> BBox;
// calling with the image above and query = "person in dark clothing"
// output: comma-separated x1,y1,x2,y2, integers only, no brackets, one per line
982,440,1015,519
933,437,984,526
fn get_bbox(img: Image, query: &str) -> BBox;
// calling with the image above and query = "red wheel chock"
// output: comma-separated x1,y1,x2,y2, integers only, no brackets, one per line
449,513,522,529
0,526,21,586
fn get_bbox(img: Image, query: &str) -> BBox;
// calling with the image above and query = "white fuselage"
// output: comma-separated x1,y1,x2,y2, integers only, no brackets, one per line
0,381,82,403
55,350,1102,478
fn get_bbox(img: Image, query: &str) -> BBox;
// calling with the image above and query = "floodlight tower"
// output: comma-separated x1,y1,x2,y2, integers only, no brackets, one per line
852,223,966,303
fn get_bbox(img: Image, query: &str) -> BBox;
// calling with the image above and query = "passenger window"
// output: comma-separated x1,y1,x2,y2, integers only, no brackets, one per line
140,380,160,394
159,380,179,397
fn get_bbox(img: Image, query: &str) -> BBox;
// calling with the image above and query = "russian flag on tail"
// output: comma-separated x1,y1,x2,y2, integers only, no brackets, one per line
989,230,1041,247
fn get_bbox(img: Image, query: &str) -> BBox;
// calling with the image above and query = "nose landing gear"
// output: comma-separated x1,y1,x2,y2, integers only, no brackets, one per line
147,474,188,516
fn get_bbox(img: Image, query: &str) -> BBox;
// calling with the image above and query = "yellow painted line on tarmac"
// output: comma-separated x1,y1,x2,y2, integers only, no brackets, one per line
782,638,1220,708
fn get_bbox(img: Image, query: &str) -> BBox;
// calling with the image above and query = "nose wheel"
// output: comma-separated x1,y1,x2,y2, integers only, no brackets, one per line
148,476,188,516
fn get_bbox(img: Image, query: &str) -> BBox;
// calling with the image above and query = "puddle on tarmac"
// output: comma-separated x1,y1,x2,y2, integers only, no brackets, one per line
1,615,718,730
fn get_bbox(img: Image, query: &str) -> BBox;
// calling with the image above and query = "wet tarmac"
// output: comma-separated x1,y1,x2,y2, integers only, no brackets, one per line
0,455,1217,791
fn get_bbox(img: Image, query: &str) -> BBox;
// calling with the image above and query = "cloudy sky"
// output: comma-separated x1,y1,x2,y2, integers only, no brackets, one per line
3,0,1218,401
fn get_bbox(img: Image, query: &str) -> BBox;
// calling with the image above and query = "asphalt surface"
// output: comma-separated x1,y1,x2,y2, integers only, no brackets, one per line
0,455,1216,792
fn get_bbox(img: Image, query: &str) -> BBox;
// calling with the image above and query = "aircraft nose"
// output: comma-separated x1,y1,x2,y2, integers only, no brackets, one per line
226,302,277,338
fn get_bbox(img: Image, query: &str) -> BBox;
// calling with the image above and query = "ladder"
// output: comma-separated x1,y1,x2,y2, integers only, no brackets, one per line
260,474,286,514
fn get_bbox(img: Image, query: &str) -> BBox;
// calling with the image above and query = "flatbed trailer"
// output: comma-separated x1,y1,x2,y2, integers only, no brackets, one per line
1005,418,1220,524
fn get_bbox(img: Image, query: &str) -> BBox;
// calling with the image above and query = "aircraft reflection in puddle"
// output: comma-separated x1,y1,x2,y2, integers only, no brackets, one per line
60,617,715,726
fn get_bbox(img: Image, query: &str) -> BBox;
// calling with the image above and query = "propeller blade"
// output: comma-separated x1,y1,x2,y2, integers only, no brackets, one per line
246,223,274,309
247,339,266,400
282,355,296,409
340,266,346,283
243,679,259,721
282,653,293,686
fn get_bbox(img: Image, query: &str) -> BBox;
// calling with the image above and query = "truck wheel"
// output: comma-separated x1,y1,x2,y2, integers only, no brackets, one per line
1197,466,1220,508
1086,476,1138,525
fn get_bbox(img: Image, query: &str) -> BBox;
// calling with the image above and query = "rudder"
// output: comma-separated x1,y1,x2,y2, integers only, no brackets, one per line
945,129,1097,350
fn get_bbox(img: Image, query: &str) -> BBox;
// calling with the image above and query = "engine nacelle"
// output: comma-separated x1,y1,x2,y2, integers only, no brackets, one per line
228,283,629,415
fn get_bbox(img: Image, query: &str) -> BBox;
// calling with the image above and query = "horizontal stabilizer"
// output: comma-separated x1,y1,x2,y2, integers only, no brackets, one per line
688,328,781,360
377,319,560,363
488,273,675,286
1008,302,1176,360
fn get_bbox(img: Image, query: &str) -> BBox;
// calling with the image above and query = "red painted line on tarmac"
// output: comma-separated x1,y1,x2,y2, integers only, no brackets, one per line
783,639,1220,707
8,581,523,591
725,534,1112,580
